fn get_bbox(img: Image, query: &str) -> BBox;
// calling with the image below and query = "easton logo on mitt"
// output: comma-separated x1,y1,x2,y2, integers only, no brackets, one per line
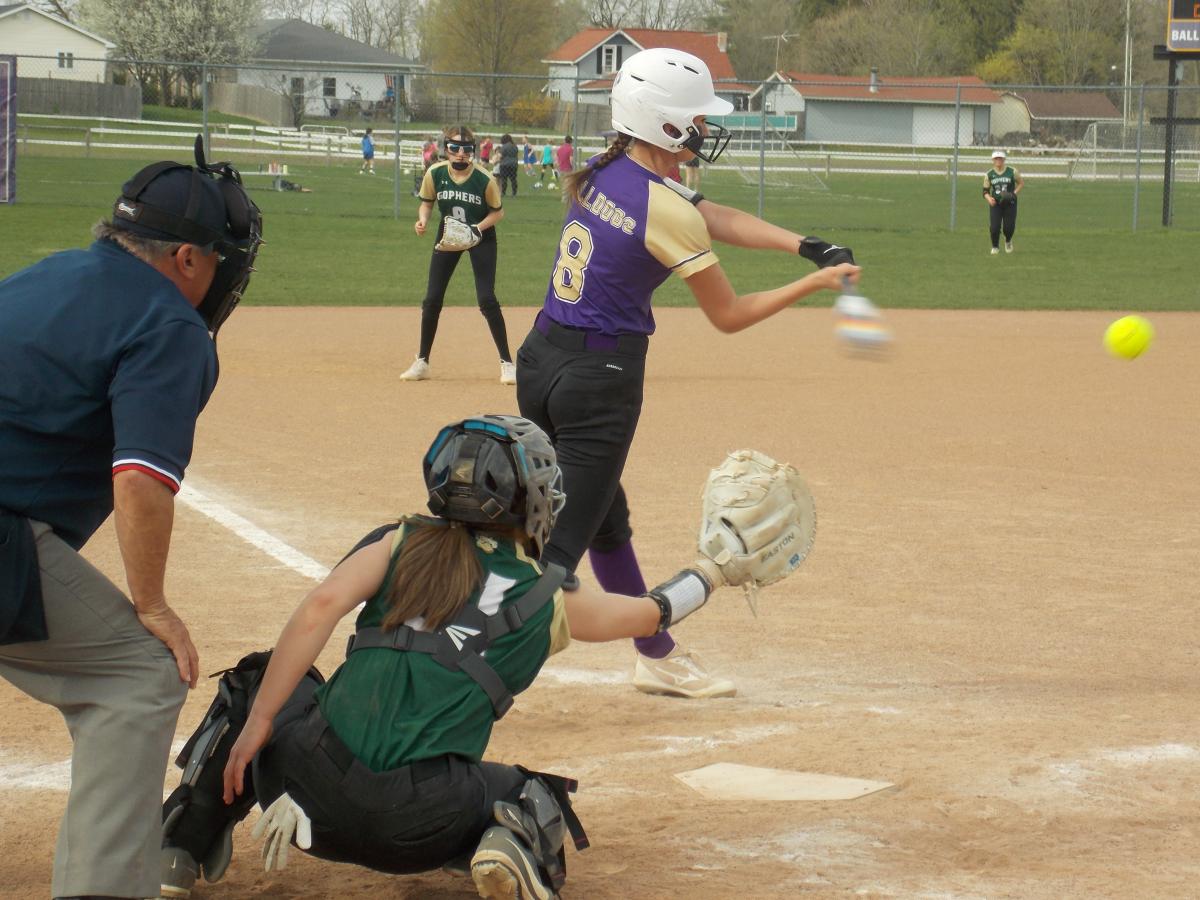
697,450,816,606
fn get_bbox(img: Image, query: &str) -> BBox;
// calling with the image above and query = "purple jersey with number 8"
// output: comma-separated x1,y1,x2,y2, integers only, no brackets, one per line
540,154,717,336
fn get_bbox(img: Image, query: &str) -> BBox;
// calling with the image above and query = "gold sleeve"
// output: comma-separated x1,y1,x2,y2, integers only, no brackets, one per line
419,165,437,202
644,181,718,279
484,173,502,210
546,589,571,657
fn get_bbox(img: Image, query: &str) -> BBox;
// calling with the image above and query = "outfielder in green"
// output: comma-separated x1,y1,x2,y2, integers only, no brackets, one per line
401,125,515,385
983,149,1024,254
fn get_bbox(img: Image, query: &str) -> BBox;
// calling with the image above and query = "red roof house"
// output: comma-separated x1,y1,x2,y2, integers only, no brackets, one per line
543,28,751,108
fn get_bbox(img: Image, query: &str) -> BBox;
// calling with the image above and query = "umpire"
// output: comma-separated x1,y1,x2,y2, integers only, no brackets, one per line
0,140,261,899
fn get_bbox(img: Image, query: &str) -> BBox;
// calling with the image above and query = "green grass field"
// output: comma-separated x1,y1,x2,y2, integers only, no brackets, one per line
3,150,1197,310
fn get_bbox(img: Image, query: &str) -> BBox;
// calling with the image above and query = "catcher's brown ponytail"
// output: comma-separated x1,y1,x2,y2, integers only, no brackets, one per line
381,517,481,632
563,132,632,204
380,517,526,632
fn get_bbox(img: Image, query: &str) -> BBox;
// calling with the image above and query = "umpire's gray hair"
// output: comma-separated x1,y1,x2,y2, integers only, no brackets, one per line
92,220,182,264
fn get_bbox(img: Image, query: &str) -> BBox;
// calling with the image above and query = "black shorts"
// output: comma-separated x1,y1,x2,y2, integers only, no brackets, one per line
516,314,649,570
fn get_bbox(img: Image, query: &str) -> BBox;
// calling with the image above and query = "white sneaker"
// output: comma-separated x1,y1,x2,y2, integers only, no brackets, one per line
499,361,517,385
1005,241,1013,253
633,646,736,699
400,357,430,381
990,247,1000,255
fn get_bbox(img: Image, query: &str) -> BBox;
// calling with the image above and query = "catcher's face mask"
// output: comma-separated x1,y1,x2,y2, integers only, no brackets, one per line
112,136,263,337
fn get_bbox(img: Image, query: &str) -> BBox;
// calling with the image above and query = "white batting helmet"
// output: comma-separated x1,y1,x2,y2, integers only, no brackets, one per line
610,48,734,162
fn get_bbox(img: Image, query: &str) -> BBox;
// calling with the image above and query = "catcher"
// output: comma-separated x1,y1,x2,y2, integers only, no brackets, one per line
983,149,1024,255
402,125,516,385
157,416,814,900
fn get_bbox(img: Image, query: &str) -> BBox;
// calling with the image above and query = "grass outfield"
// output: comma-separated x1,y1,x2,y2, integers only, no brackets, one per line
2,152,1197,310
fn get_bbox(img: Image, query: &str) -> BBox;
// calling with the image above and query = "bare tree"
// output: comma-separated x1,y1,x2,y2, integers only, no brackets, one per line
338,0,422,57
806,0,971,77
582,0,714,30
31,0,79,21
261,0,334,21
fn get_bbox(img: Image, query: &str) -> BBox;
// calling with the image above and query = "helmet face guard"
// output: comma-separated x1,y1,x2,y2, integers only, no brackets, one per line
112,136,263,336
681,119,732,164
423,415,565,556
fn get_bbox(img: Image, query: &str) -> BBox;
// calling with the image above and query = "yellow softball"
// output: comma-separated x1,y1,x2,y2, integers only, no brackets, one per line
1103,315,1154,360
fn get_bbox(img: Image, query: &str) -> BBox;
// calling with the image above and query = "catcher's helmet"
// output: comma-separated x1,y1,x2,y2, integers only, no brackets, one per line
610,47,733,163
423,415,565,556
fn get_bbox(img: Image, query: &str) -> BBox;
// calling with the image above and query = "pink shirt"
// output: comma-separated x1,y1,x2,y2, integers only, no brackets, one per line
555,143,574,172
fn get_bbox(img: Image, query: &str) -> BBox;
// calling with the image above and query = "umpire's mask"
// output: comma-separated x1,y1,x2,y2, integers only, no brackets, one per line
111,136,263,336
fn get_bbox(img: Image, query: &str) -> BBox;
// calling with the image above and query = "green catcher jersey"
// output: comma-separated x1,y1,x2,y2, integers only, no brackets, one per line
314,523,569,772
419,160,502,230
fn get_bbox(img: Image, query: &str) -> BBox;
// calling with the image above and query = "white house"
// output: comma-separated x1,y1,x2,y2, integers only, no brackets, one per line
752,70,1004,146
0,3,113,81
543,27,751,111
242,19,424,121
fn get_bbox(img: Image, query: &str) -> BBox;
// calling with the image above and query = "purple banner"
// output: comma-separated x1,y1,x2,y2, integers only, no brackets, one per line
0,55,14,203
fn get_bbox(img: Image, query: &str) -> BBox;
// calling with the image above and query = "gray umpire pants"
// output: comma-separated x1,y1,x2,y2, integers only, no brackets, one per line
0,520,186,899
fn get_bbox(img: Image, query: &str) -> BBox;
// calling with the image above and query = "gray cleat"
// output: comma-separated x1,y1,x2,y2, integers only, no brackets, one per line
159,845,198,899
471,825,554,899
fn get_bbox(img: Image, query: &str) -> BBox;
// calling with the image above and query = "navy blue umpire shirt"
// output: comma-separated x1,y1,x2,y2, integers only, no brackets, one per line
0,238,218,550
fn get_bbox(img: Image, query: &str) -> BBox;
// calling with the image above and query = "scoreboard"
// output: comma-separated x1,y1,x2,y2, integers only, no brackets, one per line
1168,0,1200,51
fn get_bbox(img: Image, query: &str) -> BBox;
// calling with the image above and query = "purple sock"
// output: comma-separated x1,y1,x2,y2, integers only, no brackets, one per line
588,541,676,659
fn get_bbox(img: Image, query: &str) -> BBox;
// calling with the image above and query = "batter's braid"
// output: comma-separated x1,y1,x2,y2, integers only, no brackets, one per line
563,133,632,204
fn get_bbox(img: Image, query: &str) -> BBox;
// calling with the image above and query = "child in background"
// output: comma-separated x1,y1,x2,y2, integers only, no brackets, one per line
359,128,375,174
522,136,536,177
537,140,556,188
555,136,574,181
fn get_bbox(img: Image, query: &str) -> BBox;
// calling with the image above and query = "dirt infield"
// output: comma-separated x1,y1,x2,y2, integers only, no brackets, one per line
2,307,1198,900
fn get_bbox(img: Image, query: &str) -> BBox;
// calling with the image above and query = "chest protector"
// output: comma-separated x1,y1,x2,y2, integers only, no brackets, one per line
345,563,568,718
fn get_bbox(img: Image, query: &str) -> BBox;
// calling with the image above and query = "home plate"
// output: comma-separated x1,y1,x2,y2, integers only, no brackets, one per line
674,763,893,801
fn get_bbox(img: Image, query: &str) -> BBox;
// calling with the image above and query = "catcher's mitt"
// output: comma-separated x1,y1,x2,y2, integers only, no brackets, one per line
697,450,816,608
435,218,482,252
996,190,1016,205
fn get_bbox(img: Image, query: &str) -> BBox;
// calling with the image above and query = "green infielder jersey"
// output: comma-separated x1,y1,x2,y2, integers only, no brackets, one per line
984,166,1020,198
419,161,502,235
314,523,570,772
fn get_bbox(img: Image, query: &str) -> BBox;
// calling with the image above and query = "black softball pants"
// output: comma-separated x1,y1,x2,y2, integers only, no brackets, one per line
515,320,648,572
255,704,527,874
418,238,511,362
497,162,518,196
989,199,1017,247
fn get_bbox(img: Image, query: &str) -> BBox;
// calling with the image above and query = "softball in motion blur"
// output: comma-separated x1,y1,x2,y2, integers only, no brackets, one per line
833,279,891,351
1104,315,1154,360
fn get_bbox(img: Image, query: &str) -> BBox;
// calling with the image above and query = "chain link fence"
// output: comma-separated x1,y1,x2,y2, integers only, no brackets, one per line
7,55,1200,230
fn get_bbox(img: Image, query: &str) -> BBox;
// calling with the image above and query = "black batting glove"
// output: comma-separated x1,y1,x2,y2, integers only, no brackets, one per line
799,236,855,268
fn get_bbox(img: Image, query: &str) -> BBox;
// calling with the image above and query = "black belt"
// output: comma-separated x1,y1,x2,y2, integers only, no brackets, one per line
534,311,648,356
304,705,451,783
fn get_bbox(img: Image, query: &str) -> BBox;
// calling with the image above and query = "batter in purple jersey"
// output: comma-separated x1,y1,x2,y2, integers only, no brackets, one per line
515,47,859,699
